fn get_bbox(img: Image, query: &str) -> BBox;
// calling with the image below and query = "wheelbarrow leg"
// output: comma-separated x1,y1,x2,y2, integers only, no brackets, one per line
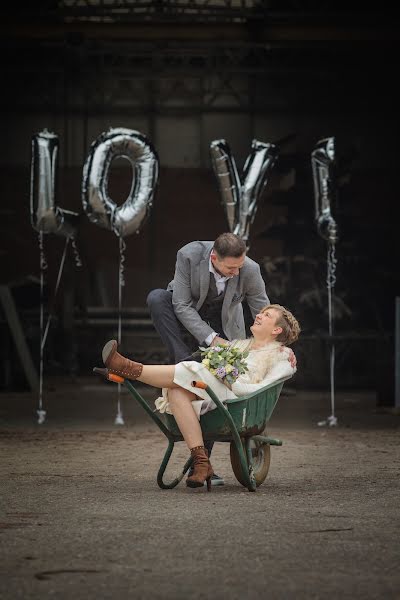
157,440,194,490
244,438,258,491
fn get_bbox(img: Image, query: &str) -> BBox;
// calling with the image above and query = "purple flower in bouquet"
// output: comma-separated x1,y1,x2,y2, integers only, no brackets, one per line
216,366,227,379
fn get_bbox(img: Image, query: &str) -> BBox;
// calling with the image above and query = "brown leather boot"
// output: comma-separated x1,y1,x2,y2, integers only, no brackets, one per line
186,446,214,491
102,340,143,380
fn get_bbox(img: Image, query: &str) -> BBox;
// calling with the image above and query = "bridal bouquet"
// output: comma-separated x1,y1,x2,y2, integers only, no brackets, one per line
199,343,249,385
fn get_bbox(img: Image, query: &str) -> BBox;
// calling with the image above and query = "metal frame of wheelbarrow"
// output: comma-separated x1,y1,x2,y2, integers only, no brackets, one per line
97,370,290,492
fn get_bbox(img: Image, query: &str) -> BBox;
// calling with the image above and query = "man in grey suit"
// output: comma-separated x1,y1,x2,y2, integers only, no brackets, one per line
147,232,270,485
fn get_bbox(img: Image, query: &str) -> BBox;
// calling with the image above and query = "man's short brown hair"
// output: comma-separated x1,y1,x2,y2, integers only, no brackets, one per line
213,233,246,258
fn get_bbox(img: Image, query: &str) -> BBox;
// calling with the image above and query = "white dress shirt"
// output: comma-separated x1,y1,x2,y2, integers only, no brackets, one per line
204,257,233,345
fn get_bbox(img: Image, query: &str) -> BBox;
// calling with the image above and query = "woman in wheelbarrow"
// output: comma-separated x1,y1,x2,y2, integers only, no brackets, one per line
101,304,300,491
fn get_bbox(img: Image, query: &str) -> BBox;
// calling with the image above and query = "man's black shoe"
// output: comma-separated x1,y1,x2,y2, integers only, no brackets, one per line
208,474,225,486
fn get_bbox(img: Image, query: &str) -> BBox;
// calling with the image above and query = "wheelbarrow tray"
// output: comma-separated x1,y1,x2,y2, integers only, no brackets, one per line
157,377,289,442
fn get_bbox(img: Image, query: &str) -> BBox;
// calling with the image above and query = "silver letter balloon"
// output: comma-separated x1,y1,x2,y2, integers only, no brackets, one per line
311,136,339,428
210,139,278,243
311,136,338,243
30,129,79,238
82,127,159,238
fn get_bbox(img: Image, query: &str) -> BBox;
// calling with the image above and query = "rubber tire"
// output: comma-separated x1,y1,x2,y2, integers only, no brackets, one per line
230,439,271,488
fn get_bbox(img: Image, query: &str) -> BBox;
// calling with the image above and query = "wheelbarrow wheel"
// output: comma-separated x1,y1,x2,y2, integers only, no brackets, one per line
230,439,271,487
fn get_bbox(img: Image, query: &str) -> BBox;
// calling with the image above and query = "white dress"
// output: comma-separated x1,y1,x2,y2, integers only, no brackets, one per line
155,340,296,419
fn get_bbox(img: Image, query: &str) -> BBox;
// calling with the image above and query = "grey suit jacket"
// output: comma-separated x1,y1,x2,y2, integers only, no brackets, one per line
167,240,269,343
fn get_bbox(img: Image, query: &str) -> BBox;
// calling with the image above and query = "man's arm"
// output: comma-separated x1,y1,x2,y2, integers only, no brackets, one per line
171,250,214,344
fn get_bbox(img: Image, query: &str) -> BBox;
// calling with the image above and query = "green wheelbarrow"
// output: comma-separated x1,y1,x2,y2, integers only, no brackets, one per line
95,369,291,492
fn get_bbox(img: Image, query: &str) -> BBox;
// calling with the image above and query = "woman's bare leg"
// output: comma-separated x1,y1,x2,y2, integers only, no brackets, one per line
102,341,205,450
136,365,178,389
168,387,204,449
103,340,178,387
169,388,213,488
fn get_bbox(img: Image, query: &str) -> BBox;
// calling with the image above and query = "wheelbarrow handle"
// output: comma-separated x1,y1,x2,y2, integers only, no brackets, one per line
93,367,125,384
191,380,208,389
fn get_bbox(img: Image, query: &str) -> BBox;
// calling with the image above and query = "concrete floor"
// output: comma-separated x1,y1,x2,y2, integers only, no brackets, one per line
0,378,399,599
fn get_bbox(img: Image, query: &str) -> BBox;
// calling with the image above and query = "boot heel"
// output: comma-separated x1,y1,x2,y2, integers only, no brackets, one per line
187,446,214,491
102,340,143,380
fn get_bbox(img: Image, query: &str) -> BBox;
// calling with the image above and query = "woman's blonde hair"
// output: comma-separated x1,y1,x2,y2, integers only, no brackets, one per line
260,304,301,346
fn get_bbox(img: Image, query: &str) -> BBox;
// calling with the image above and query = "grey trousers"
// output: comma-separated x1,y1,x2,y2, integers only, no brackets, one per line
146,289,201,363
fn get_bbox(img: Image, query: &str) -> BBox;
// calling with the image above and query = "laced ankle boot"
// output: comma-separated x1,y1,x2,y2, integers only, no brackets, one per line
102,340,143,380
186,446,214,491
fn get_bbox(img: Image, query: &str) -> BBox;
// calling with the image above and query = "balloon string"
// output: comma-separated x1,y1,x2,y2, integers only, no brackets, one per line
41,237,69,351
71,237,82,268
38,232,47,424
115,236,126,426
327,242,337,426
118,236,126,346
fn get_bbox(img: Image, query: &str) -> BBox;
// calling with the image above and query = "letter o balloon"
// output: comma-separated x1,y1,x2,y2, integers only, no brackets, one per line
82,127,159,238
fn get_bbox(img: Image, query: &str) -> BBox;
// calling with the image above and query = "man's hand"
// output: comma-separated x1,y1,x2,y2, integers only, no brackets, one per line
288,348,297,369
211,336,228,347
